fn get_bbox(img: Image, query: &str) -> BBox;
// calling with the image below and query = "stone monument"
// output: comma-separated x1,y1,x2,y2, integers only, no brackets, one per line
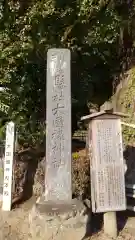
29,49,91,240
45,48,71,201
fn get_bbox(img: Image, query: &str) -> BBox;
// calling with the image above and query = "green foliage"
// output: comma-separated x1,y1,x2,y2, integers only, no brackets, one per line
72,153,90,199
0,0,134,146
72,152,80,160
117,67,135,145
0,101,9,113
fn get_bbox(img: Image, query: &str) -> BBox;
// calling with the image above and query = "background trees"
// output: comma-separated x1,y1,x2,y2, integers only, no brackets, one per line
0,0,134,146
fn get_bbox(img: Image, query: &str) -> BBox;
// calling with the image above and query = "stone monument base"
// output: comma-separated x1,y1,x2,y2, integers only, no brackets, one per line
29,197,91,240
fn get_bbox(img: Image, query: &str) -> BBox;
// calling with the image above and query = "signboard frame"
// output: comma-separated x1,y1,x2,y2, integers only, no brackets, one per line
90,117,126,213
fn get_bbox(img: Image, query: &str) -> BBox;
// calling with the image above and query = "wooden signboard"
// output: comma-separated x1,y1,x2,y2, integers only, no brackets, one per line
91,118,126,213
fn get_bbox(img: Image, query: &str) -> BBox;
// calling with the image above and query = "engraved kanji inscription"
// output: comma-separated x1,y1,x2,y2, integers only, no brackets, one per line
45,49,71,201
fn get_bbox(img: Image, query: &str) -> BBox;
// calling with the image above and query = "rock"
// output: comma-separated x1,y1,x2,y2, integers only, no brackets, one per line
33,158,45,196
33,182,44,197
29,197,91,240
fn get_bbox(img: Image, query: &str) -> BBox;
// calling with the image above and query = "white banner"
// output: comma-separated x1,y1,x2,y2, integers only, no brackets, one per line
2,122,15,211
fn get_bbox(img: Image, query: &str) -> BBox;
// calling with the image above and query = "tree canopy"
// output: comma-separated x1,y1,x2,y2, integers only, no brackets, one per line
0,0,134,146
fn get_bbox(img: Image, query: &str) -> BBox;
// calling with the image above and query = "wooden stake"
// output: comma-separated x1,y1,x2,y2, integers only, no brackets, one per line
2,122,15,211
104,212,117,238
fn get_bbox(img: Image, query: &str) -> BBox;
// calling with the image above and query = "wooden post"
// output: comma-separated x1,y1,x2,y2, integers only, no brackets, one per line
2,121,15,211
104,212,117,238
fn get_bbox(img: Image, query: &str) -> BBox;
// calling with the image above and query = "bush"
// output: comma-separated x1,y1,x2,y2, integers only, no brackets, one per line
72,151,90,200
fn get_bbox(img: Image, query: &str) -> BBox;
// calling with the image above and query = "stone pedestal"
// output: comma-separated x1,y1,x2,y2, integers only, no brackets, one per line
29,197,91,240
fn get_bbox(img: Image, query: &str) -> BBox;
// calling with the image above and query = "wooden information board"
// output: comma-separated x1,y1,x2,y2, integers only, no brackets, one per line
91,119,126,213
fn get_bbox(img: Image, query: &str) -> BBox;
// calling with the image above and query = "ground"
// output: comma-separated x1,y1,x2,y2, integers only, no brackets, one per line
0,197,135,240
0,197,37,240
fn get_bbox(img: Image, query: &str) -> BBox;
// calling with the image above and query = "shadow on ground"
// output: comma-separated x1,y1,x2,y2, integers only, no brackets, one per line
117,210,135,232
124,145,135,185
117,145,135,233
83,211,135,238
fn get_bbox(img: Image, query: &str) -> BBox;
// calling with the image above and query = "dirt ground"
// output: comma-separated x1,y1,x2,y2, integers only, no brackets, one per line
0,197,135,240
0,197,37,240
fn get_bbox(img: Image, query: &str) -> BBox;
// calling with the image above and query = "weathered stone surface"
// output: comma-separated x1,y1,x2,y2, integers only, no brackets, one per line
29,197,91,240
33,157,45,197
45,49,71,201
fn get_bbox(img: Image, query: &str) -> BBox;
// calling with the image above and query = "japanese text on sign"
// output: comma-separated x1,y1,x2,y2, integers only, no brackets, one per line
2,121,15,211
91,119,126,213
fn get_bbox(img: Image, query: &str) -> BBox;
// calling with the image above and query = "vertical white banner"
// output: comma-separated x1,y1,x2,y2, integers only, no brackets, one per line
2,121,15,211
